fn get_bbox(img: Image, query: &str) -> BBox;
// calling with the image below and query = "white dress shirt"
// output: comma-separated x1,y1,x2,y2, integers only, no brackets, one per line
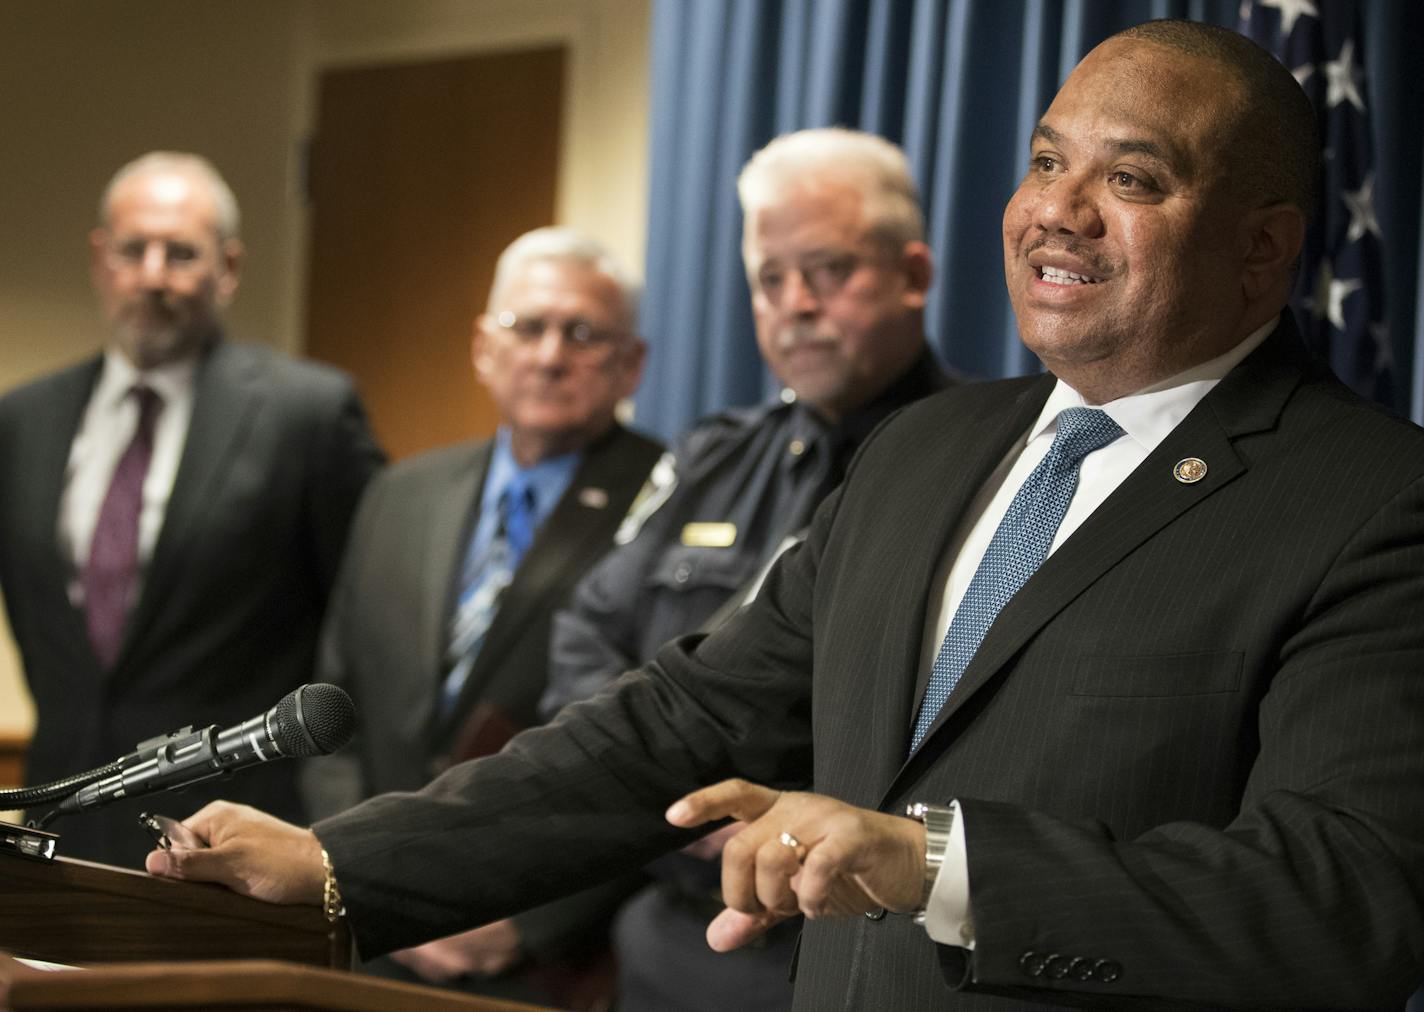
58,348,197,606
920,320,1277,948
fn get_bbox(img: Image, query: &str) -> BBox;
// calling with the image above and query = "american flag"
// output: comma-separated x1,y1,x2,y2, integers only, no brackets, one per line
1240,0,1392,405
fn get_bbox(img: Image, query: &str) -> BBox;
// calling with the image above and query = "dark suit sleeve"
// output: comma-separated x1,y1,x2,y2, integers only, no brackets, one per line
953,473,1424,1009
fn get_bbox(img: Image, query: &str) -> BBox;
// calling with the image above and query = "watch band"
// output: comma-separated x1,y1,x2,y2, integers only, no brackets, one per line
905,802,954,925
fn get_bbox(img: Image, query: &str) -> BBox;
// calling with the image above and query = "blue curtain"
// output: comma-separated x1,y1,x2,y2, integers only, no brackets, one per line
634,0,1424,441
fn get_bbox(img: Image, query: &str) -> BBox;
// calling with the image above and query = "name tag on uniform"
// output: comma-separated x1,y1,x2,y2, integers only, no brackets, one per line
681,522,737,548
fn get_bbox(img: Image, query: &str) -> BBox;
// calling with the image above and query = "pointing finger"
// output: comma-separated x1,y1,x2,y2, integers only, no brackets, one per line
666,778,779,828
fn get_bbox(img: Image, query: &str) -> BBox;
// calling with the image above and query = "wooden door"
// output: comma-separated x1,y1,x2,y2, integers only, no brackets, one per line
305,48,564,460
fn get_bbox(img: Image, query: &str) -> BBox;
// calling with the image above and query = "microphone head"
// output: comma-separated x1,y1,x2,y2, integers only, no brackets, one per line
269,683,356,757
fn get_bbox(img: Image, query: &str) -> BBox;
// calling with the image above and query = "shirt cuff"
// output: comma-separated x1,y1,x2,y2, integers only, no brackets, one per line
919,799,974,949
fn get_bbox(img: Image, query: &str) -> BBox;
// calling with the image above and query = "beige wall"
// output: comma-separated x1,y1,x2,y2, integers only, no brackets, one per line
0,0,652,741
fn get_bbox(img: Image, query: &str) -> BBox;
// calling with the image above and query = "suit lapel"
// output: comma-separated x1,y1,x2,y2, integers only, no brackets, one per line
32,361,102,515
30,360,105,655
863,377,1053,784
900,325,1307,766
122,340,263,664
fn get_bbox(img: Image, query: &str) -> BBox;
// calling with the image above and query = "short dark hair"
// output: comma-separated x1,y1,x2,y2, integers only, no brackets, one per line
1114,19,1319,217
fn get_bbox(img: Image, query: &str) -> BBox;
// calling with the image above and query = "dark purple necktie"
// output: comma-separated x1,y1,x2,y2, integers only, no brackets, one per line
84,386,162,669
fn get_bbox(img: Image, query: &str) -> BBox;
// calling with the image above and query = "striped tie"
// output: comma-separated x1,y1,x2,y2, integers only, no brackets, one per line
439,479,536,714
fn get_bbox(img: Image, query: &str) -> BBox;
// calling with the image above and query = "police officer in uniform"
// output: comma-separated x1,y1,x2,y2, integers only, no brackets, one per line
540,128,954,1012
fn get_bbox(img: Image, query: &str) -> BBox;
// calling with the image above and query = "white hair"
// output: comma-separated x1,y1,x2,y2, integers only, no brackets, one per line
737,127,925,253
486,226,641,330
100,151,241,240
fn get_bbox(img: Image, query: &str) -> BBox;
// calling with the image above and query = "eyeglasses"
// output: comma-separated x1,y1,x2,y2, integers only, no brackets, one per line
754,252,872,303
104,237,211,274
494,310,625,352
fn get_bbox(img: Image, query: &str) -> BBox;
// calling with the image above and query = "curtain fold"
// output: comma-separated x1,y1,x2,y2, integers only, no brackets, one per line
636,0,1424,440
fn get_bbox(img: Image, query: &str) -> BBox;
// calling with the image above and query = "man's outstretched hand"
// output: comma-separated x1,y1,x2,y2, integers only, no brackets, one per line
144,801,325,906
666,779,926,952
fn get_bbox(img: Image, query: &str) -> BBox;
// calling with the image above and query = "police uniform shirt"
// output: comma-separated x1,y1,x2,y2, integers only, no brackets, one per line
542,351,951,720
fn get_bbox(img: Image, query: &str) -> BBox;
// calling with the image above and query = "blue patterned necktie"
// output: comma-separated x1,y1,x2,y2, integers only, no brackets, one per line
440,478,536,715
909,407,1123,752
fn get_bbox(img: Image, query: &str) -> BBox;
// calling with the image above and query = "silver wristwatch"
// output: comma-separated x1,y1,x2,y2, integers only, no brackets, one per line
905,802,954,925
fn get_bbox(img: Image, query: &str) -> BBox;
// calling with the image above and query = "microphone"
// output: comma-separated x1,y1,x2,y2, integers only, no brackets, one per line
55,683,355,816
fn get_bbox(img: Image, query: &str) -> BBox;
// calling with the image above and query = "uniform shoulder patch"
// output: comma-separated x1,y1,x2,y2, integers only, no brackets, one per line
614,451,678,545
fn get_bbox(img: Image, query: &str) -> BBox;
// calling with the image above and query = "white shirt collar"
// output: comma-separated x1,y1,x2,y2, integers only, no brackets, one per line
98,346,198,409
1028,319,1278,454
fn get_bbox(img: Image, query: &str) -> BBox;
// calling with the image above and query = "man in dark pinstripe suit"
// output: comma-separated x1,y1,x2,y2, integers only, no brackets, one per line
150,20,1424,1010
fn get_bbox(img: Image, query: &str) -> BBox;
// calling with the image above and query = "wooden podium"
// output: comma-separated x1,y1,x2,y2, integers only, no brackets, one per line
0,849,348,969
0,852,551,1010
2,958,547,1010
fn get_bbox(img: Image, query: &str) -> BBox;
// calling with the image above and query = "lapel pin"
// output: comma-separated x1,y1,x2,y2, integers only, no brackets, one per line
1173,457,1208,484
579,487,609,509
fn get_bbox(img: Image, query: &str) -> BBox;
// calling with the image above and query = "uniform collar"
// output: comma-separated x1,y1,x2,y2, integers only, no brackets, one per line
784,348,952,468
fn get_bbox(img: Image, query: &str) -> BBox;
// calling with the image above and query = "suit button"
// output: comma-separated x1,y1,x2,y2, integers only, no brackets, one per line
1043,954,1071,979
1019,951,1048,977
1068,956,1094,981
673,561,692,583
1093,958,1123,983
863,907,886,921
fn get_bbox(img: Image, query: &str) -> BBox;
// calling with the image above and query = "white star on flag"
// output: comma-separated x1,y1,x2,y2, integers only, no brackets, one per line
1326,276,1363,333
1309,259,1362,332
1324,38,1365,112
1258,0,1320,37
1343,173,1381,243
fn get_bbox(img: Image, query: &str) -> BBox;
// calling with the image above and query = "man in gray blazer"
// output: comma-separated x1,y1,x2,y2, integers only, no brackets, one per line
149,22,1424,1010
0,152,383,868
299,227,661,1003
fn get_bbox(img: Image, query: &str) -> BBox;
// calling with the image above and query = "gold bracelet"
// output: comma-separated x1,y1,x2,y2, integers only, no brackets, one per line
320,848,345,924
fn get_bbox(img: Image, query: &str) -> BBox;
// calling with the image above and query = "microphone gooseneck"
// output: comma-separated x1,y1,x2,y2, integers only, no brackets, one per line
40,683,355,824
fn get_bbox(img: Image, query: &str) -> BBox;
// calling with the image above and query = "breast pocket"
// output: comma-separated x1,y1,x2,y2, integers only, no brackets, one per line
649,543,760,596
1068,651,1243,697
641,543,762,649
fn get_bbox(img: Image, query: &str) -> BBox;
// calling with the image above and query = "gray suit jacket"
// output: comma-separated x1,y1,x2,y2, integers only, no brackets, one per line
317,317,1424,1010
302,423,664,814
300,423,662,963
0,337,383,867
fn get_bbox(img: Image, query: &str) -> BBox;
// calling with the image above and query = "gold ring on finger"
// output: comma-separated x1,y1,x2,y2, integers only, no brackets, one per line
778,831,807,863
